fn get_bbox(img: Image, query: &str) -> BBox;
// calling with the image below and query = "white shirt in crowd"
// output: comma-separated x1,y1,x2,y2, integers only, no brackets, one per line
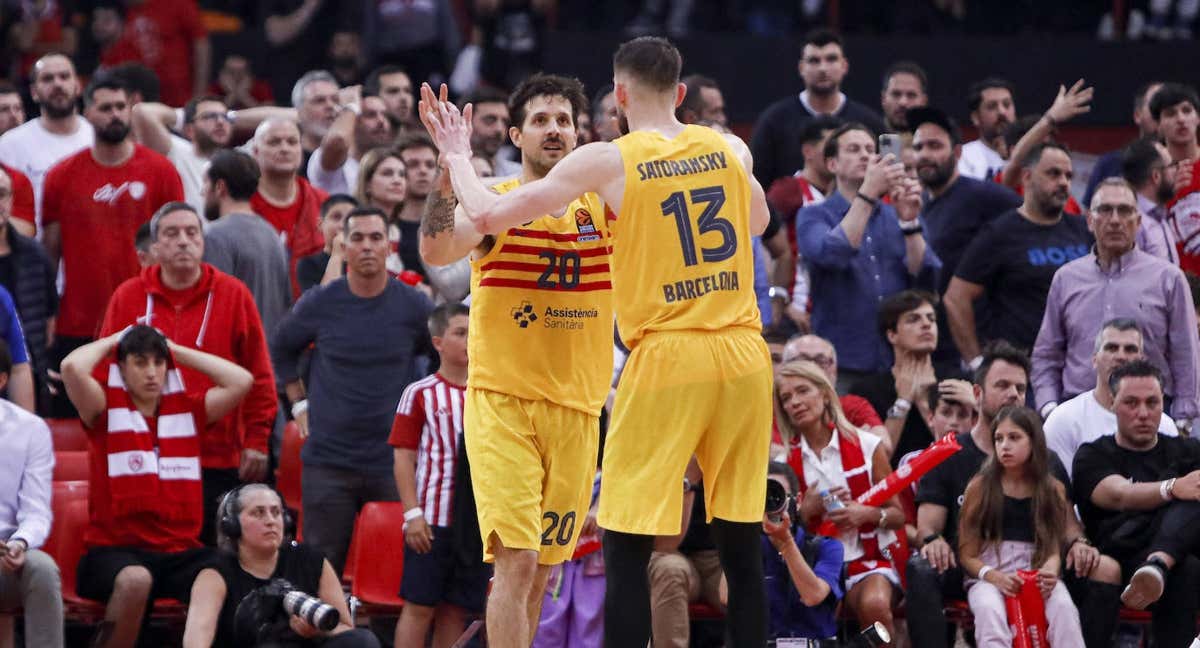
0,117,94,223
0,398,53,550
306,148,358,195
1044,388,1178,479
167,135,210,215
957,139,1006,181
797,427,893,562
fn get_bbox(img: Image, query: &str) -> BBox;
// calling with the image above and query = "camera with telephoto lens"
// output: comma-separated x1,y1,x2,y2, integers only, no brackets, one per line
234,578,339,645
765,479,793,523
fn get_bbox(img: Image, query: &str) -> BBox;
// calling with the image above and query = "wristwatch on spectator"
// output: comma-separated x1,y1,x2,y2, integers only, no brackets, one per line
964,355,984,373
922,533,942,546
768,286,790,304
1040,402,1058,419
1177,418,1193,435
887,398,911,420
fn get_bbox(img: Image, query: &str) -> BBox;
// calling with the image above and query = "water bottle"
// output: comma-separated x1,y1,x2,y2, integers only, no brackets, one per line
820,488,845,512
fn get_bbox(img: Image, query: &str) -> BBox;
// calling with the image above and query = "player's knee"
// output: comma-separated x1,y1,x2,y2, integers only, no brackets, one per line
491,542,539,584
112,566,153,600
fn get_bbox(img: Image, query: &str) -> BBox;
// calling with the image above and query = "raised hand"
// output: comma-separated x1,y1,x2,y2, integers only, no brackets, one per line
418,83,474,159
1046,79,1093,125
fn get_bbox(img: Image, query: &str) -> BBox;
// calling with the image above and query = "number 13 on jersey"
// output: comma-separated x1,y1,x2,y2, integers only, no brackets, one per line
660,185,737,266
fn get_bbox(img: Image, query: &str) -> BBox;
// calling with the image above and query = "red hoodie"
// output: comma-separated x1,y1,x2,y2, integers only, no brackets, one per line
100,264,277,469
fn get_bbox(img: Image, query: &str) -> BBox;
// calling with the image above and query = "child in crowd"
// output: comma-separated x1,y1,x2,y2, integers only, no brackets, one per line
390,304,491,648
958,406,1084,647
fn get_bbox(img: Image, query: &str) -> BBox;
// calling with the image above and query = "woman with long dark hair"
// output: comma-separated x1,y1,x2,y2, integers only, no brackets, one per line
958,406,1084,647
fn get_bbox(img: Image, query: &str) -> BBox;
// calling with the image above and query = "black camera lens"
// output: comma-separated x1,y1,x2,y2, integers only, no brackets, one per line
765,479,788,521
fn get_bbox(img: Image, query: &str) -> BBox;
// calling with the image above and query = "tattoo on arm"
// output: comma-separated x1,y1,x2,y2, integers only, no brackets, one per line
421,190,458,237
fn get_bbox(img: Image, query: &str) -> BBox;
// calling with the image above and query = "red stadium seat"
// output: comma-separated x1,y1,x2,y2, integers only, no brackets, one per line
47,418,88,451
47,498,105,622
53,451,89,482
349,502,405,613
276,421,304,529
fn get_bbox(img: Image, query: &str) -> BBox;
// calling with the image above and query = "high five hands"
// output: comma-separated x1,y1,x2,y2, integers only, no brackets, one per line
418,83,474,162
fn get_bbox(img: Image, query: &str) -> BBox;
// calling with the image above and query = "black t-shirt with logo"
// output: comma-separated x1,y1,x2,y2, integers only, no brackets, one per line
914,431,1070,545
953,209,1092,352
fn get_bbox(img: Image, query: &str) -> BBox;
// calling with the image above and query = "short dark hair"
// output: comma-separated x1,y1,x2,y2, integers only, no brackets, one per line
343,206,387,234
395,131,437,157
207,150,260,201
924,380,972,413
134,221,152,253
974,339,1031,386
802,27,843,51
466,87,508,109
364,65,408,97
882,61,928,94
1134,81,1163,112
508,73,588,131
613,36,682,93
0,339,12,378
320,194,357,219
116,324,170,364
429,303,469,337
966,77,1015,113
591,84,614,119
877,290,937,340
799,116,843,147
184,95,226,124
906,106,960,145
768,461,800,496
107,63,159,103
149,201,201,239
678,74,718,119
83,72,126,107
1122,136,1167,187
1149,82,1200,120
1108,358,1164,396
0,83,19,98
1017,140,1069,172
823,122,874,159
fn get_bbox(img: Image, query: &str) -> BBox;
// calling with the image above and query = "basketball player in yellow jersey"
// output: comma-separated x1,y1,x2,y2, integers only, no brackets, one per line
420,37,773,647
416,75,613,648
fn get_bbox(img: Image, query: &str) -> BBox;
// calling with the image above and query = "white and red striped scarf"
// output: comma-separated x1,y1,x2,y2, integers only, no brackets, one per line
103,357,203,524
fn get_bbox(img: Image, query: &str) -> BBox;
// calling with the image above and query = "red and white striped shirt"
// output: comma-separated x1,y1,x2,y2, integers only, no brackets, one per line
387,373,465,527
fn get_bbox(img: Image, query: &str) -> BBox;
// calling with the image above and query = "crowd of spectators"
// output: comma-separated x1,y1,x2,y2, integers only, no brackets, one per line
0,1,1200,647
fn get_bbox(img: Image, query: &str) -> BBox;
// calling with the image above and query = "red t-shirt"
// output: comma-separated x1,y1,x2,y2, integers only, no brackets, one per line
103,0,207,106
0,163,35,230
85,391,207,552
42,145,184,337
1170,159,1200,275
251,178,327,295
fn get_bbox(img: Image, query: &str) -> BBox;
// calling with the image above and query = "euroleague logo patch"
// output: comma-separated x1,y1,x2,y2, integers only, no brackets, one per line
575,208,600,241
511,301,538,328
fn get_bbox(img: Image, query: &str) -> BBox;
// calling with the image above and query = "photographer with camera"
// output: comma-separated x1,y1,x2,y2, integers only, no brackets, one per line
182,484,380,647
748,462,844,642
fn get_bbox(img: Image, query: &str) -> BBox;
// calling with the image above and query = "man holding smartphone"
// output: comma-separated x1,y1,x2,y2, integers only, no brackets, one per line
796,123,940,393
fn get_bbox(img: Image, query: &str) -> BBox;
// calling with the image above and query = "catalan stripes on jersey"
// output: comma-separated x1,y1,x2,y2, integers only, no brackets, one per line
466,179,614,415
388,373,464,527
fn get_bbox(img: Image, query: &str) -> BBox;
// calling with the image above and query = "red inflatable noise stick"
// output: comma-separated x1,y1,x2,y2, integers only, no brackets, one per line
816,432,962,536
1005,569,1049,648
398,270,423,286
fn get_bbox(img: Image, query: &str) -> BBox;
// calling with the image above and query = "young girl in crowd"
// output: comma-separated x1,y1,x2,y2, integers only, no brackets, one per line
775,360,904,644
958,406,1084,648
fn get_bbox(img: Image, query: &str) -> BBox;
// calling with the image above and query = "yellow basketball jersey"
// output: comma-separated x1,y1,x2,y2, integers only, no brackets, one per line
467,179,614,415
611,124,761,349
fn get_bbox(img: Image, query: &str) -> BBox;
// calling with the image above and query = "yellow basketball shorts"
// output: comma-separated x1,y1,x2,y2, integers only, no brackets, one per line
464,388,599,565
599,329,773,535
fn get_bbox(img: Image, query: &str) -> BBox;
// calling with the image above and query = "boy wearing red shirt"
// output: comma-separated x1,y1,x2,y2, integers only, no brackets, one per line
101,203,278,545
60,325,252,648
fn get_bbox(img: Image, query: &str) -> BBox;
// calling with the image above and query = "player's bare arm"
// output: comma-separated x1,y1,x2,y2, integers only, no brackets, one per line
723,132,770,236
418,168,485,266
421,82,624,234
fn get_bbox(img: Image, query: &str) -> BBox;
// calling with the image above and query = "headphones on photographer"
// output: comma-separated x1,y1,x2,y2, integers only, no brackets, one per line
218,484,296,541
